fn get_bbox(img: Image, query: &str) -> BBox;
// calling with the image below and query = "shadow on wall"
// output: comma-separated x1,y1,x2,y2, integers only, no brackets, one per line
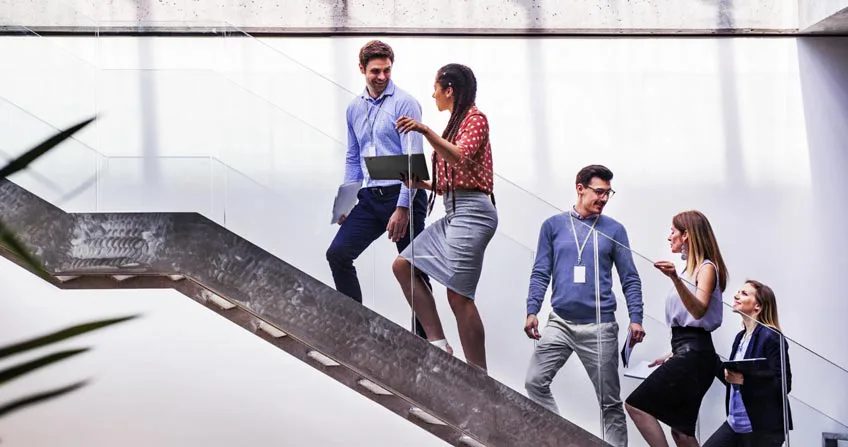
516,1,552,190
798,37,848,326
798,37,848,212
798,36,848,425
716,0,746,186
137,0,161,184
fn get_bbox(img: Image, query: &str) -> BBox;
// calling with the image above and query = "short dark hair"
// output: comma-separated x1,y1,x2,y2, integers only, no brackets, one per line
359,40,394,67
575,164,613,186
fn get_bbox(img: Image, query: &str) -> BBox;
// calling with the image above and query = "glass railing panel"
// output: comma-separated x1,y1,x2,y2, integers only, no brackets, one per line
93,68,266,161
782,327,848,445
0,24,98,146
96,156,224,224
0,21,100,213
0,97,102,212
218,153,345,281
787,393,848,445
780,328,848,427
213,27,350,146
91,64,345,182
91,21,242,75
12,2,101,67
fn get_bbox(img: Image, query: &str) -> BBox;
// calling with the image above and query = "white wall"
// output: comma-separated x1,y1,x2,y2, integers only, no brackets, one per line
1,34,847,444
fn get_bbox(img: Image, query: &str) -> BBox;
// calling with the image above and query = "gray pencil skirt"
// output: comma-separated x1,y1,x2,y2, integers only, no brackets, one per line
399,189,498,299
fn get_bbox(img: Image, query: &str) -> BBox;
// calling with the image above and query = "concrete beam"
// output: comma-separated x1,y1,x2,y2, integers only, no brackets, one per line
800,0,848,33
0,0,799,34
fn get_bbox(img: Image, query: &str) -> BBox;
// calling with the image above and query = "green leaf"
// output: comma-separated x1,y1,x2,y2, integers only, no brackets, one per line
0,116,96,179
0,218,48,278
0,316,138,360
0,380,88,418
0,349,89,386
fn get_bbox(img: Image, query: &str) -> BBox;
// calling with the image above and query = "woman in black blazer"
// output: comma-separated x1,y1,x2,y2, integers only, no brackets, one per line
704,280,792,447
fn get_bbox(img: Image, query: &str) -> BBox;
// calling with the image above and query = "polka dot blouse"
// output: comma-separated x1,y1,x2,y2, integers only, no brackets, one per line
433,106,494,195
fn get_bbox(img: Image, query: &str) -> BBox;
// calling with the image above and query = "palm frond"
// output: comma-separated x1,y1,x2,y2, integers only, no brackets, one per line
0,381,88,418
0,116,95,179
0,316,138,360
0,349,90,386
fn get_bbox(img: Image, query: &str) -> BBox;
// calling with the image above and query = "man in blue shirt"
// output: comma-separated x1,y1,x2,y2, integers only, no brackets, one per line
523,165,646,447
326,40,430,336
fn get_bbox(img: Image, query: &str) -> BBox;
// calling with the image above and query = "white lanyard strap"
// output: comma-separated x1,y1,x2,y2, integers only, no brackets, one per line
569,212,599,264
735,331,752,360
365,96,386,145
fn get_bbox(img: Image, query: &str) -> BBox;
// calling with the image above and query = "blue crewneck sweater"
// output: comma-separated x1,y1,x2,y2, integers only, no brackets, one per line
527,209,643,324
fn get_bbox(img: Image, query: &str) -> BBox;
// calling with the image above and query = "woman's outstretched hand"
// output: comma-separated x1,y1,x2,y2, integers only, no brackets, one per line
399,172,431,191
649,352,672,367
396,116,427,134
653,261,678,280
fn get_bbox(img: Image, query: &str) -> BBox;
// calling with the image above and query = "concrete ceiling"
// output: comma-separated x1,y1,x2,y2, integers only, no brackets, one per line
0,1,845,36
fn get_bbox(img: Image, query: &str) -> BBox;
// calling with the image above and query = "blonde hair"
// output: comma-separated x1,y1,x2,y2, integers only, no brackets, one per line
672,210,728,291
745,279,781,330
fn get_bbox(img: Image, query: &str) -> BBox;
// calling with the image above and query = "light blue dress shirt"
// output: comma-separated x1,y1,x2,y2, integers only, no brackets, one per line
344,80,424,208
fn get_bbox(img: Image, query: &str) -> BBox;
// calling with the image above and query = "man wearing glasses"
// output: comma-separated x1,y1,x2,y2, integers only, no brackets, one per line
523,164,645,447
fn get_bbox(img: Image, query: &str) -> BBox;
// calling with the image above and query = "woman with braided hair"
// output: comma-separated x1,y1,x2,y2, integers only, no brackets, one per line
392,63,497,370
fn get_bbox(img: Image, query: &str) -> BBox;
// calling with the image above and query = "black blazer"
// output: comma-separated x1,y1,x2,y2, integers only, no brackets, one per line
715,324,793,432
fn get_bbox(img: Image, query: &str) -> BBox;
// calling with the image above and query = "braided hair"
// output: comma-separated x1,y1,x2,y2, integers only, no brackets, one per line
428,63,478,214
438,64,477,141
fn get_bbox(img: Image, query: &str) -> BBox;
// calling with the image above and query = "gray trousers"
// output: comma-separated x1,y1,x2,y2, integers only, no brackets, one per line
524,312,627,447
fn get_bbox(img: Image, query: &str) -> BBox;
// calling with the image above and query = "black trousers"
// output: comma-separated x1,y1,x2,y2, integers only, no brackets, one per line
703,422,785,447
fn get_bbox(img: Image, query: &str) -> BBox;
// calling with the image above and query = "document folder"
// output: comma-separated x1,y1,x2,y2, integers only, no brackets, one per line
331,181,361,224
364,153,430,181
723,357,768,373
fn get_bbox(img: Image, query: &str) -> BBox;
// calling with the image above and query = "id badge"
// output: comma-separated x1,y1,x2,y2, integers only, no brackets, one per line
364,142,376,157
573,265,586,284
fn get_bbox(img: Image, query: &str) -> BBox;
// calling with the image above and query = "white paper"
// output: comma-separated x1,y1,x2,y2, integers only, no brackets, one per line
624,360,657,380
331,181,361,224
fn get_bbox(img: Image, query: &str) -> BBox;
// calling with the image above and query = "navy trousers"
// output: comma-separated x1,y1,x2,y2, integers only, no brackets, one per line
326,185,430,338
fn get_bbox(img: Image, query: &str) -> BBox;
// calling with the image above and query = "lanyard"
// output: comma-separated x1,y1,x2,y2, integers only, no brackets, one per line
569,212,599,265
364,96,386,150
735,331,752,360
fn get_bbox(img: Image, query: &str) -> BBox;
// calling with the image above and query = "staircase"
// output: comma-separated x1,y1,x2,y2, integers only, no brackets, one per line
0,178,607,447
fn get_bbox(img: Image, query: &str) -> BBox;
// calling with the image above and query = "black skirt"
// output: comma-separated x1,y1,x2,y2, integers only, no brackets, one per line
626,327,717,436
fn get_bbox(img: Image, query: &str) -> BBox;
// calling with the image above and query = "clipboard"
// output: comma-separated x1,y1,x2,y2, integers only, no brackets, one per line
331,181,361,224
620,330,635,368
363,153,430,181
723,357,767,373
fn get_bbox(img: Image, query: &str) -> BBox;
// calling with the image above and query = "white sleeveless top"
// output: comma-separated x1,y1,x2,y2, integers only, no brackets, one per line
664,260,723,331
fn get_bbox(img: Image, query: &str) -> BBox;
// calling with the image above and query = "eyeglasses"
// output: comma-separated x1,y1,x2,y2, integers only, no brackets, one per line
583,185,616,199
